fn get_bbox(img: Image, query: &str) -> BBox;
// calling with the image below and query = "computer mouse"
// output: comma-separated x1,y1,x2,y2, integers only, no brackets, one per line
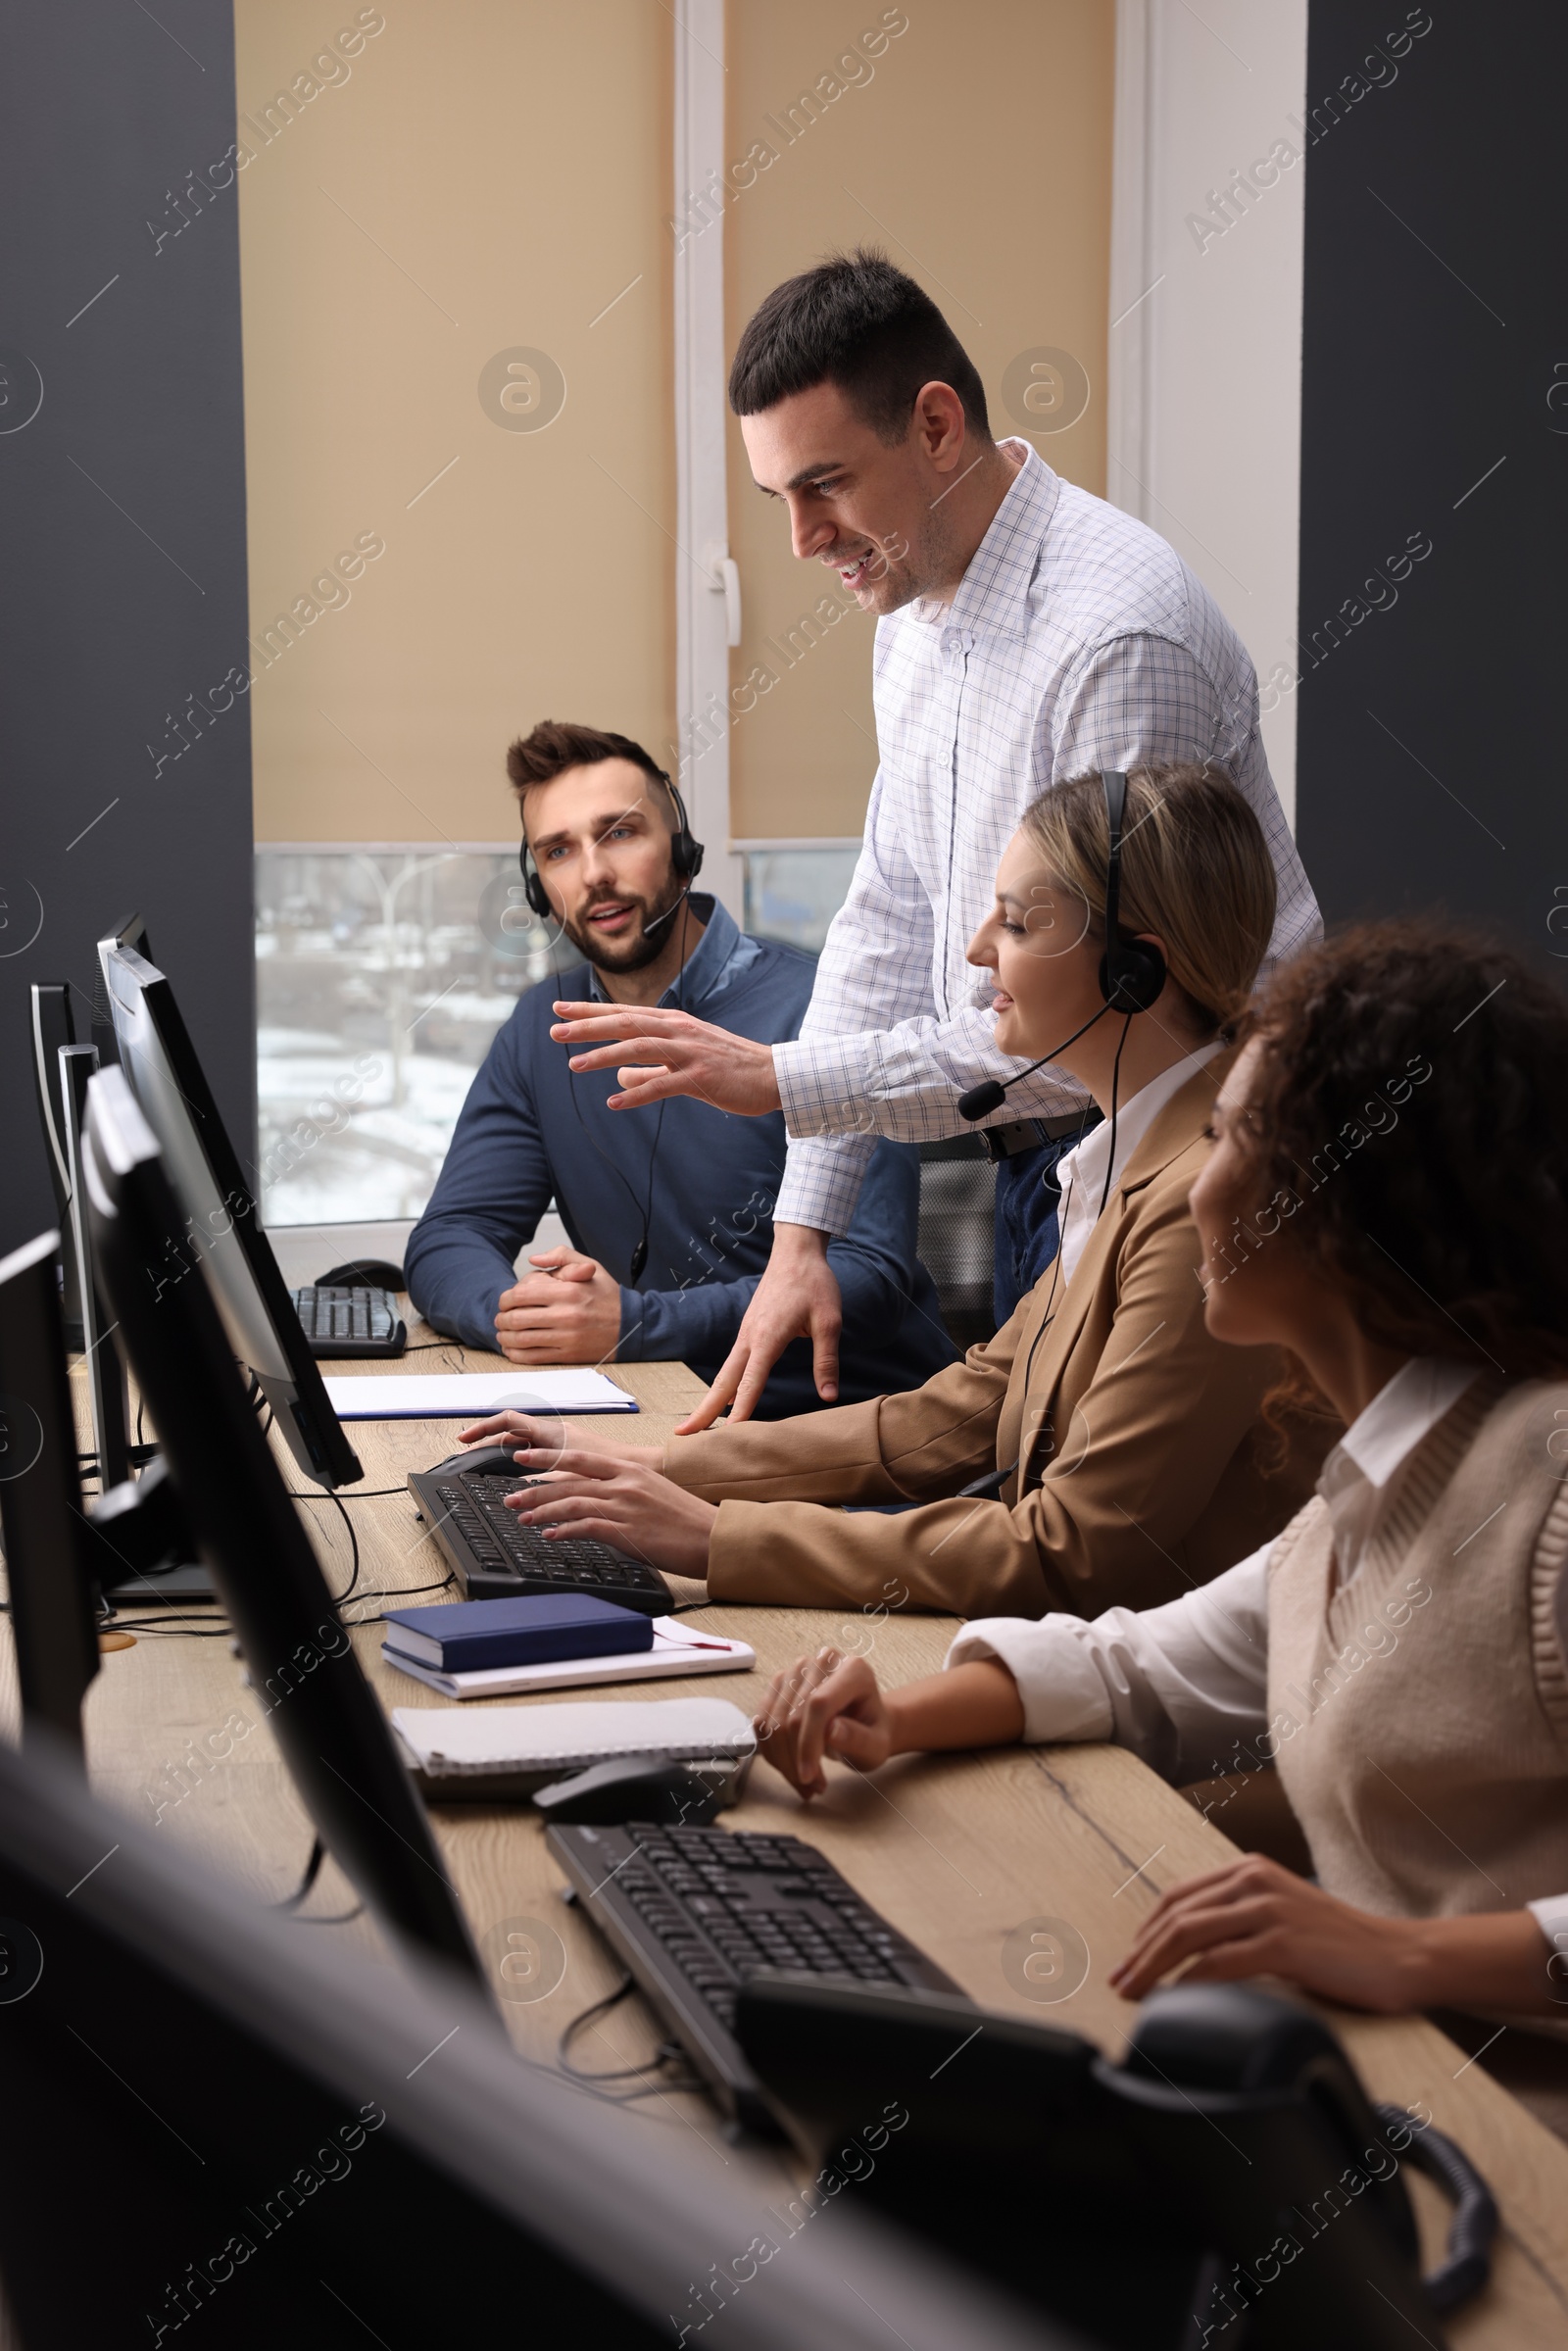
532,1754,724,1827
428,1443,538,1481
315,1257,407,1293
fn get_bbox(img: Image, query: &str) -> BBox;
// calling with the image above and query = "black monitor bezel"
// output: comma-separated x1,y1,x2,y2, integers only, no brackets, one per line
0,1231,103,1755
81,1069,480,1982
27,983,84,1342
98,934,362,1491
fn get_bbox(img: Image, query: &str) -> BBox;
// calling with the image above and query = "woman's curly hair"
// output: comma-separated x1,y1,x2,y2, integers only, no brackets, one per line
1237,921,1568,1382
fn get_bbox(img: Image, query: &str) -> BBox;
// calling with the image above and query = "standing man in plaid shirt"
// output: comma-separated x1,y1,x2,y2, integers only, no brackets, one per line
551,250,1320,1429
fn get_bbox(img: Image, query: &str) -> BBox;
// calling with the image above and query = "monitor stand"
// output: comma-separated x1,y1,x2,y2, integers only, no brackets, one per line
88,1461,216,1607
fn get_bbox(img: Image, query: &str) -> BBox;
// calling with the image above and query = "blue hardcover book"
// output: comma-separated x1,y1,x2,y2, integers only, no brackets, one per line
382,1593,654,1674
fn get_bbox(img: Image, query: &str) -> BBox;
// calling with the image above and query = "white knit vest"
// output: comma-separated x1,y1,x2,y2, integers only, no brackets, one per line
1267,1377,1568,1926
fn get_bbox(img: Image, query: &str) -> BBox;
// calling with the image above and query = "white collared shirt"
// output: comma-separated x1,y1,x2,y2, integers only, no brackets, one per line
769,440,1321,1236
945,1358,1568,1945
1053,1043,1225,1290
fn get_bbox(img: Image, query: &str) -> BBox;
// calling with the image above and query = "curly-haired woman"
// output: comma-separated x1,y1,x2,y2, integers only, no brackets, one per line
758,925,1568,2033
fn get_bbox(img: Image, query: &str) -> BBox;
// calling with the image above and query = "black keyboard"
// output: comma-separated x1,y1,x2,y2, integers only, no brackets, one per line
547,1821,968,2133
290,1284,407,1357
407,1467,671,1613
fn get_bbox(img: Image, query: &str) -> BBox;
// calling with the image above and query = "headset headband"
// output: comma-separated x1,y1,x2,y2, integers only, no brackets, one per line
1098,769,1165,1015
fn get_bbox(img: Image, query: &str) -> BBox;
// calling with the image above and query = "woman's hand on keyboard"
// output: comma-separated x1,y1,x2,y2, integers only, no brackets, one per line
502,1445,716,1577
457,1411,664,1473
754,1649,895,1798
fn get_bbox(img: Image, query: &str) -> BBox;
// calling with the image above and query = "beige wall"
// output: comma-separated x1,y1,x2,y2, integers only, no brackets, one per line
721,0,1115,841
236,1,675,844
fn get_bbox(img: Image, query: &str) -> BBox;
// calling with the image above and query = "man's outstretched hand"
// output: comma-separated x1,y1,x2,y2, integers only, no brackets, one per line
676,1224,842,1432
549,1002,782,1116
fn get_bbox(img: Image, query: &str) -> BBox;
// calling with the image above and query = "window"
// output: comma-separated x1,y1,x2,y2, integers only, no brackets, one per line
256,844,860,1227
255,848,572,1226
741,844,861,954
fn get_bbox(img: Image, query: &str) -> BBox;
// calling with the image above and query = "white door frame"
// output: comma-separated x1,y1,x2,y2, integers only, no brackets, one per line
1105,0,1308,823
671,0,744,917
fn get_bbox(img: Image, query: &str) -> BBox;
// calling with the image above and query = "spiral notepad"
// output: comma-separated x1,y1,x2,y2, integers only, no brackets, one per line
390,1695,756,1783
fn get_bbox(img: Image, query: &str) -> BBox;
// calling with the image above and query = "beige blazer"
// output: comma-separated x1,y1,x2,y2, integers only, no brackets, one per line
662,1053,1332,1617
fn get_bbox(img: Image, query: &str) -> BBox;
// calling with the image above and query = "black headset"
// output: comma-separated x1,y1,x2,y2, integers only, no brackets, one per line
519,765,704,920
957,768,1166,1123
1098,768,1167,1014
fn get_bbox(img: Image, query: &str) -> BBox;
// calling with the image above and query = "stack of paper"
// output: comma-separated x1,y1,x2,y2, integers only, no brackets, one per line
323,1367,638,1419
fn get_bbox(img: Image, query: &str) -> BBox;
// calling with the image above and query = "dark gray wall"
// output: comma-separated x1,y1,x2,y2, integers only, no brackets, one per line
1,0,255,1252
1295,2,1568,965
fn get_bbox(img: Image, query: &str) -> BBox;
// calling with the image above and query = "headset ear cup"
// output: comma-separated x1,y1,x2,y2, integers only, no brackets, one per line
665,777,704,883
1099,939,1167,1013
519,842,551,920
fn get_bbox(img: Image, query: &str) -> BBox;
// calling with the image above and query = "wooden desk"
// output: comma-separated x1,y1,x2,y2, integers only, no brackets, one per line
33,1331,1568,2345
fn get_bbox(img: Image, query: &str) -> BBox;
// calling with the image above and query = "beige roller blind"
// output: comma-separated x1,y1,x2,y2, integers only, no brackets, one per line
721,0,1114,841
235,1,675,844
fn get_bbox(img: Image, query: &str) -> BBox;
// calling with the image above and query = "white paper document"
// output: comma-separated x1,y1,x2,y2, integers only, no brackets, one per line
322,1368,638,1419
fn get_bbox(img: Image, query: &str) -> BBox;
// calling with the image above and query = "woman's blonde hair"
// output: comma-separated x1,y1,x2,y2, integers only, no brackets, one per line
1017,762,1276,1031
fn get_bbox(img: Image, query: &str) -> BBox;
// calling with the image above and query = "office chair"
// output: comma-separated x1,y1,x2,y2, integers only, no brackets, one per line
916,1136,998,1351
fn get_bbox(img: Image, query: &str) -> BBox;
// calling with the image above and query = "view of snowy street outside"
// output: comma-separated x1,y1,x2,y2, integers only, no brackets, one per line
256,843,860,1229
256,848,570,1226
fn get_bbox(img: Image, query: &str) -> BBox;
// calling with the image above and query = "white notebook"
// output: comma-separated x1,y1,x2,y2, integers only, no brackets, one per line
382,1619,755,1700
323,1368,638,1419
390,1695,757,1781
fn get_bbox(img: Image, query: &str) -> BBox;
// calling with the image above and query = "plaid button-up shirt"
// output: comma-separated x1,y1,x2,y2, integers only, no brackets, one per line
772,442,1320,1236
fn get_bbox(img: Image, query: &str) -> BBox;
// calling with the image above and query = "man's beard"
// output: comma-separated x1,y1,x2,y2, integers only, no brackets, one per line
831,502,957,616
560,881,687,973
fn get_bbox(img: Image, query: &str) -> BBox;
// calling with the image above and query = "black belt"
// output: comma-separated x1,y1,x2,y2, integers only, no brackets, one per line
978,1111,1089,1164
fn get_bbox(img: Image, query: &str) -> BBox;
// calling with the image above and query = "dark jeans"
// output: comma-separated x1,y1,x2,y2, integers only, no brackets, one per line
993,1117,1102,1327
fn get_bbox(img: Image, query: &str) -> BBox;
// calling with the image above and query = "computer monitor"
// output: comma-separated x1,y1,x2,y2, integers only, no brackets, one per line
27,982,84,1348
58,1042,133,1492
92,908,150,1065
0,1736,1045,2351
96,926,363,1491
0,1231,104,1760
81,1065,478,1981
30,1030,217,1607
101,908,151,960
57,1040,217,1607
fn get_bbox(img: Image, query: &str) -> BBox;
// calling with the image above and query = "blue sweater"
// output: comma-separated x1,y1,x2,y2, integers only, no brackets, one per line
405,897,956,1416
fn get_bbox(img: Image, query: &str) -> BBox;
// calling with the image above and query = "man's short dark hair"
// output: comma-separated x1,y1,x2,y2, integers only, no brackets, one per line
728,247,991,445
506,719,672,820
